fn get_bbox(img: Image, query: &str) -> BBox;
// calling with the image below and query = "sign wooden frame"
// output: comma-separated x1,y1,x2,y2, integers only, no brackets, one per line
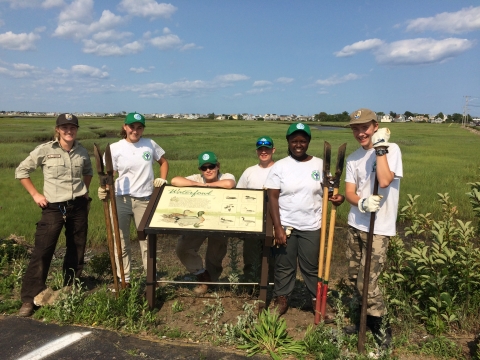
137,185,273,311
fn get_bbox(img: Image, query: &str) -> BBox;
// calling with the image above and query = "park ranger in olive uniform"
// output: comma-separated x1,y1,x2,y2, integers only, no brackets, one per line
15,113,93,317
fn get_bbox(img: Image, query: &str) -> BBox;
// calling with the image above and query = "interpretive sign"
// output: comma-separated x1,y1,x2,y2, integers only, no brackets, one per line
149,186,264,233
137,185,273,311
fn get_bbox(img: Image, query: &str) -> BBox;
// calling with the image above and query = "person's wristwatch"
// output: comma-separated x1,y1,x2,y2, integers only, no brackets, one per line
375,148,389,156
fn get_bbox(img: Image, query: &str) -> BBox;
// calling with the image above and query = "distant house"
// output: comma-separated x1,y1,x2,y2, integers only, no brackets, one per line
393,114,406,122
378,115,393,123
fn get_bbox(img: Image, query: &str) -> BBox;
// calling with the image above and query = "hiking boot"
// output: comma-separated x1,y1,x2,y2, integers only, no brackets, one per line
193,270,211,295
367,315,392,349
273,295,288,316
18,302,34,317
343,322,360,335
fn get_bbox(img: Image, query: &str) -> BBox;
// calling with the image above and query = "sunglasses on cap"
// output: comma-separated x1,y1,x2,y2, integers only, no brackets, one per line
256,140,272,147
199,164,217,171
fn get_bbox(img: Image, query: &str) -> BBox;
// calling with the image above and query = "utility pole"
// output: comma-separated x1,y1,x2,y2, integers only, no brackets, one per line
462,96,471,127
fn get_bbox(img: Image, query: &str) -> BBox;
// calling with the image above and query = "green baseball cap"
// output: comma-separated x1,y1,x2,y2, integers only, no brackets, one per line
198,151,218,167
125,112,146,126
256,136,274,149
286,123,311,138
349,108,377,125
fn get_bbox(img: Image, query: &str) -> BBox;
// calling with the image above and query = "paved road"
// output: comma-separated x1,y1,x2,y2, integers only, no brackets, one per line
0,316,262,360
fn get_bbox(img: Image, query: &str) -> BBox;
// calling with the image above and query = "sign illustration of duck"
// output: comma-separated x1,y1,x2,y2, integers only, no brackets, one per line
241,217,256,226
161,210,205,227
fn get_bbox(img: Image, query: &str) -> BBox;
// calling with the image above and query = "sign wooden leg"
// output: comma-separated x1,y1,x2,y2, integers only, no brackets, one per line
258,236,270,313
146,233,157,310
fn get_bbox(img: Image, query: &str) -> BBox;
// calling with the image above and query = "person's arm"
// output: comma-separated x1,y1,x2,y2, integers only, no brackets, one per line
345,182,360,207
205,178,236,189
375,154,394,188
158,156,169,180
83,175,93,198
171,176,205,187
19,178,48,208
268,188,287,245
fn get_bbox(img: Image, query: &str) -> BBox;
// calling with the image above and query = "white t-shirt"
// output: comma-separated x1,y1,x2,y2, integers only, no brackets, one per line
237,164,273,189
345,143,403,236
264,156,324,231
186,172,236,184
108,138,165,197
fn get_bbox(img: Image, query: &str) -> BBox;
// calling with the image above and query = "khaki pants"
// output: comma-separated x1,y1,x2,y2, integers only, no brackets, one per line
112,195,149,282
176,234,228,281
346,226,389,317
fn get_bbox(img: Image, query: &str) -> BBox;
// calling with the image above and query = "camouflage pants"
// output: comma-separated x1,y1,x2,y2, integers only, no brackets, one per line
346,226,389,317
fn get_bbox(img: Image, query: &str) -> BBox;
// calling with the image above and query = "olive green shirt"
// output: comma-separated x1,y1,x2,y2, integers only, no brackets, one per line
15,139,93,203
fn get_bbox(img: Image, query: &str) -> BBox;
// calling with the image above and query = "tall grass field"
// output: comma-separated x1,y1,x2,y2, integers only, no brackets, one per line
0,116,478,245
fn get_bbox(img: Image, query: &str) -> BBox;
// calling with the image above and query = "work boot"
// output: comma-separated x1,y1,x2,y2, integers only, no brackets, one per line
273,295,288,316
343,322,360,335
18,303,34,317
367,315,392,349
193,270,211,295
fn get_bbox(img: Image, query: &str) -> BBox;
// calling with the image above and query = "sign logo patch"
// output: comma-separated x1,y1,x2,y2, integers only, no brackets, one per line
311,170,320,181
143,151,152,161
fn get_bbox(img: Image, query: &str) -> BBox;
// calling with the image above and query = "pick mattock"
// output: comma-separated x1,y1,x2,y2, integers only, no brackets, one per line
93,143,126,293
315,141,347,325
357,176,379,353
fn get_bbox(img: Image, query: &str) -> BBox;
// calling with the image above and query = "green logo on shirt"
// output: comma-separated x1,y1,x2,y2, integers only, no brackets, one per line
143,152,151,161
311,170,320,181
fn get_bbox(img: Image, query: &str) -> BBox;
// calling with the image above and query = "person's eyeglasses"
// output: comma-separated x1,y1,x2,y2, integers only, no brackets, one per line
200,164,216,171
256,140,272,147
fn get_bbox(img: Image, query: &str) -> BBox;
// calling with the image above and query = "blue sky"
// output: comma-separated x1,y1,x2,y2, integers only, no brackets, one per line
0,0,479,116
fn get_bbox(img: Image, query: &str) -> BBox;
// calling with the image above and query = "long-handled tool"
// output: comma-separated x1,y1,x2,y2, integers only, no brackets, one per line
104,144,127,289
357,176,379,353
93,143,126,292
315,142,347,324
319,143,346,320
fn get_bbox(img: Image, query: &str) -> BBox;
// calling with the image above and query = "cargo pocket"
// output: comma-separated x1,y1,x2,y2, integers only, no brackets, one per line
45,156,65,178
72,158,84,178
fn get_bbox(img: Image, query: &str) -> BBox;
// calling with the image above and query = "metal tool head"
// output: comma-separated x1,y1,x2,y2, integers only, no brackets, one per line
93,143,105,175
333,143,347,188
323,141,331,178
104,143,114,175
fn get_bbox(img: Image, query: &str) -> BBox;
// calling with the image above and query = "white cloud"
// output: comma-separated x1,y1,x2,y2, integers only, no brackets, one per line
253,80,272,87
71,65,109,78
315,73,361,86
0,31,40,50
42,0,64,8
276,77,294,84
92,30,132,42
374,38,474,65
13,63,36,70
246,87,271,94
163,27,171,34
215,74,249,82
118,0,177,19
406,6,480,34
335,38,384,57
82,39,143,56
130,67,151,73
58,0,93,23
149,34,182,50
180,43,201,51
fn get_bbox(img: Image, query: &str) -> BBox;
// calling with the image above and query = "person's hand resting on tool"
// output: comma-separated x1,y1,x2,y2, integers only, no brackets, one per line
153,178,168,187
329,193,345,206
98,187,108,200
372,128,390,149
358,194,383,213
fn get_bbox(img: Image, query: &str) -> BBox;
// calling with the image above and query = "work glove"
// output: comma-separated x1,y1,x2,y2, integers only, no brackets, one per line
153,178,168,187
372,128,390,148
358,195,384,213
98,187,108,200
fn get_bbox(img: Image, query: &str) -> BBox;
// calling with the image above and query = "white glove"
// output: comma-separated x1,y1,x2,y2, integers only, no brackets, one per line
153,178,168,187
372,128,390,148
97,187,108,200
358,195,383,213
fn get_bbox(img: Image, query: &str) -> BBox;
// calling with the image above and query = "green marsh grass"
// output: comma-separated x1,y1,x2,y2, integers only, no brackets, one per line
0,117,478,245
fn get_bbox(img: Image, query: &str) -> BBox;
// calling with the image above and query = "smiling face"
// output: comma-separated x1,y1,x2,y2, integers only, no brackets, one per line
55,124,78,145
287,132,310,159
123,122,144,143
199,163,219,183
256,146,275,166
350,120,378,149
